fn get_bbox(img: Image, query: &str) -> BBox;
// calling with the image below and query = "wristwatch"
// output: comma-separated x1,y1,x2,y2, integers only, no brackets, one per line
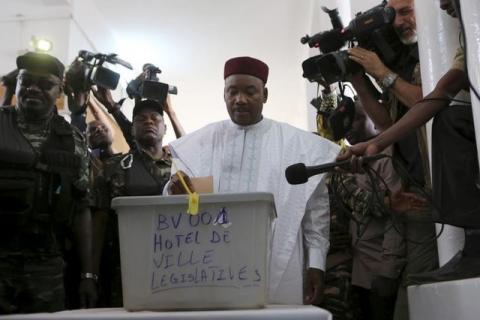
381,72,399,89
80,272,99,282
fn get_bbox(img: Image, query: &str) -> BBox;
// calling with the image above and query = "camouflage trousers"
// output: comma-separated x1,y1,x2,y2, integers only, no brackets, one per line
319,252,362,320
0,255,65,314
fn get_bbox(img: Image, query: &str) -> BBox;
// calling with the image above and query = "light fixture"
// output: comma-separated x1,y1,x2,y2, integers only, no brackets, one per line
31,36,53,53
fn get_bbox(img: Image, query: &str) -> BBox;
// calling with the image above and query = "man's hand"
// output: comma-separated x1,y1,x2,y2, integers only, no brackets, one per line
304,268,324,305
91,86,118,112
348,47,390,80
169,170,195,195
388,190,427,214
78,279,98,308
336,140,383,173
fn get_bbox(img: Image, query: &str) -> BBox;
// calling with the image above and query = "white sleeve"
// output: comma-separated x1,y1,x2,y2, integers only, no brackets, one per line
162,155,194,195
302,176,330,271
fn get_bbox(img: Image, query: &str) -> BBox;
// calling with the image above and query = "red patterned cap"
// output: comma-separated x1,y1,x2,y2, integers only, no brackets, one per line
224,56,269,83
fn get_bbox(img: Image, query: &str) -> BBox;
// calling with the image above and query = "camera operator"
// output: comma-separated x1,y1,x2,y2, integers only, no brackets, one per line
64,59,91,134
339,0,480,284
316,92,425,320
91,68,185,150
346,1,438,319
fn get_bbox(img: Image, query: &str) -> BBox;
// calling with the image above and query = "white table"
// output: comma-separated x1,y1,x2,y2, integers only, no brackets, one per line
408,278,480,320
0,305,331,320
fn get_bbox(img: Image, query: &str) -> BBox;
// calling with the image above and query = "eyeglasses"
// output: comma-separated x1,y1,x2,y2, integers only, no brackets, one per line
18,74,60,91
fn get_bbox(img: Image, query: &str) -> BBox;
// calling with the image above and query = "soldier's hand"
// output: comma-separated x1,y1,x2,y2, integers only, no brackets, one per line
348,47,389,80
78,279,98,309
304,268,325,305
169,170,195,195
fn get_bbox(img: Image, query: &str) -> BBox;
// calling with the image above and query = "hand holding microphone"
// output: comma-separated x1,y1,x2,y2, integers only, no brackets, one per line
285,154,386,185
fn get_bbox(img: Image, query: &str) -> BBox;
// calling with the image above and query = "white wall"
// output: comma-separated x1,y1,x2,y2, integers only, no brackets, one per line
1,0,386,144
0,18,70,74
91,0,316,143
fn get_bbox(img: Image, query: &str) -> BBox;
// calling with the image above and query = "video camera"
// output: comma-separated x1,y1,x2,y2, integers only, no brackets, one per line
126,63,178,103
301,2,401,85
65,50,133,93
311,90,356,141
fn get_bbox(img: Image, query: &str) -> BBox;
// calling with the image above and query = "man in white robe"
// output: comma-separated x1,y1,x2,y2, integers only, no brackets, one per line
168,56,340,304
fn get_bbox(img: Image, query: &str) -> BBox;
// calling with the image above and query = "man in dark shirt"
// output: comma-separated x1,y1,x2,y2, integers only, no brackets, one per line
346,1,438,318
339,0,480,284
91,99,171,307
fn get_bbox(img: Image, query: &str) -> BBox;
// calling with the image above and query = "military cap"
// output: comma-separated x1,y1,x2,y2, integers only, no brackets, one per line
16,51,65,80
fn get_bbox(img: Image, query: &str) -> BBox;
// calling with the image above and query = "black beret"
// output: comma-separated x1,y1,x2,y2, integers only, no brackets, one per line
16,52,65,80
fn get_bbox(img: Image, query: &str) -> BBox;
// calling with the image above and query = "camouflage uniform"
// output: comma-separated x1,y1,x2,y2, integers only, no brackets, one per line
0,106,89,314
91,148,171,307
313,92,362,320
316,89,406,320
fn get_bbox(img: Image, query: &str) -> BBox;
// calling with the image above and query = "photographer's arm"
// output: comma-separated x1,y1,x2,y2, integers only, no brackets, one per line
389,77,423,108
164,95,185,138
91,87,135,148
340,68,468,158
373,68,468,150
349,72,392,131
349,47,423,108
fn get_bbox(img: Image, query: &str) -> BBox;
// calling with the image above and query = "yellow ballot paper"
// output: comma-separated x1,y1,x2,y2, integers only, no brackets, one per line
171,160,205,215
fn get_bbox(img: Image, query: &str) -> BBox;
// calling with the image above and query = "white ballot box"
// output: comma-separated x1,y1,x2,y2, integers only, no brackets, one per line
111,192,276,311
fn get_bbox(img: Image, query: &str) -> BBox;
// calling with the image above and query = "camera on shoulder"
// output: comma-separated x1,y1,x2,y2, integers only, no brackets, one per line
65,50,133,93
126,63,178,104
301,2,402,85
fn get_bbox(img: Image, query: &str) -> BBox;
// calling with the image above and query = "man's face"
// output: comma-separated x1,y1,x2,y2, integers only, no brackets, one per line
132,109,166,147
15,69,61,116
388,0,417,45
87,120,113,149
345,104,377,144
224,74,267,126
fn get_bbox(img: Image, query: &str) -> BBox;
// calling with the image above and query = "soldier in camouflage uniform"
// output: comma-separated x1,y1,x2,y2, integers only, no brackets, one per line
0,52,97,314
91,99,171,307
64,118,124,309
312,88,362,320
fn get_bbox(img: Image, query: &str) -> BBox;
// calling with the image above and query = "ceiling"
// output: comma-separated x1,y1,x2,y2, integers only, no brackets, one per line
0,0,70,20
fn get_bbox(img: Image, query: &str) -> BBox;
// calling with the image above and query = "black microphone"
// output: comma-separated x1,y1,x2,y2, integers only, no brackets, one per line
285,154,387,185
